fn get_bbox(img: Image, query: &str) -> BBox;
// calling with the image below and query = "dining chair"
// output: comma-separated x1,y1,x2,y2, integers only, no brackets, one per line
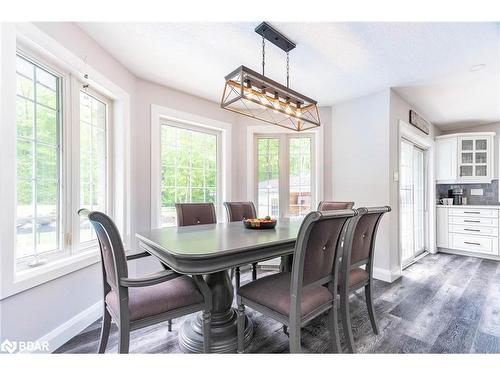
236,209,358,353
339,206,391,353
317,200,355,210
78,209,212,354
224,201,259,288
175,202,217,226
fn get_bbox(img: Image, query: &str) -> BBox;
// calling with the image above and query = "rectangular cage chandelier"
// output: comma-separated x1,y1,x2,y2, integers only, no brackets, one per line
221,22,321,132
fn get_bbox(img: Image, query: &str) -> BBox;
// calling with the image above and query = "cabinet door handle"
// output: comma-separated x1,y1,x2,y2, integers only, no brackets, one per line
464,211,481,214
464,220,480,223
464,228,480,232
464,241,481,246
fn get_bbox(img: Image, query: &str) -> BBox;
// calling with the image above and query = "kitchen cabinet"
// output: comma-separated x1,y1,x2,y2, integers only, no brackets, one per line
435,132,495,184
436,206,500,259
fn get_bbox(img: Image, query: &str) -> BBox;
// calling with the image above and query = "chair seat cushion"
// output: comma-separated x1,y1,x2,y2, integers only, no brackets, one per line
346,268,369,288
105,275,204,321
237,272,333,318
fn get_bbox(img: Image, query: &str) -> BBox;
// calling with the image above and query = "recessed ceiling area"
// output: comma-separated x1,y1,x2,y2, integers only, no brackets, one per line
77,22,500,131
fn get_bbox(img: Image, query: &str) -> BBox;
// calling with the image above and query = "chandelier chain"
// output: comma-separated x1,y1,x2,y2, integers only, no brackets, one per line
286,51,290,88
262,34,265,76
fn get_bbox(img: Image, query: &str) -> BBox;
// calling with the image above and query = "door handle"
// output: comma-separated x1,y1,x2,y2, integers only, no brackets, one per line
464,211,480,214
464,228,480,232
464,220,480,223
464,241,481,246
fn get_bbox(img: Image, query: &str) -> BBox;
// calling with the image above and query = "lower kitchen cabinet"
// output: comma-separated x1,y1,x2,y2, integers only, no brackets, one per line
436,205,500,259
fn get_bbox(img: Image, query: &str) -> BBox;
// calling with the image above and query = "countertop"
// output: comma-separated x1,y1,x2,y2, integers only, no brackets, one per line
436,204,500,209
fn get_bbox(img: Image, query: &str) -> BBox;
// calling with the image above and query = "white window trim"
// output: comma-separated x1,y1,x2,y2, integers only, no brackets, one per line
150,104,232,228
246,125,324,217
0,23,131,299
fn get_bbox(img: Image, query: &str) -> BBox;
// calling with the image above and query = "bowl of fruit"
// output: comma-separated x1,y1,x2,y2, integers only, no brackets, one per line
243,216,277,230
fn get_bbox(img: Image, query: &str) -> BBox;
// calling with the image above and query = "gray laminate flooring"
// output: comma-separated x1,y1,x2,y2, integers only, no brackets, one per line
55,253,500,353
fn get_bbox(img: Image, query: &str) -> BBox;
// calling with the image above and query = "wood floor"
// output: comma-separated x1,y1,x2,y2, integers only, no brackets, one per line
55,253,500,353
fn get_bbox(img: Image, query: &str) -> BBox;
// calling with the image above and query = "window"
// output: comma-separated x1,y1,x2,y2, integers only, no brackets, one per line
159,122,219,226
79,90,108,245
14,49,112,272
255,134,314,218
16,54,62,266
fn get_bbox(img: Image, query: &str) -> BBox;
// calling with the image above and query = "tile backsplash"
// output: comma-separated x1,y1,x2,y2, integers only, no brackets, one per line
436,180,500,205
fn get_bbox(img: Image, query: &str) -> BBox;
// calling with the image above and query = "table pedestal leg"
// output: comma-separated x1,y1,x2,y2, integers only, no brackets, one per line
179,270,253,353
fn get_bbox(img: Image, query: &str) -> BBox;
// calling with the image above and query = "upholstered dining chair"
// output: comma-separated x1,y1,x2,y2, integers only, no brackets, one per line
339,206,391,353
224,201,259,288
317,200,355,210
236,209,358,353
175,202,217,226
79,209,212,354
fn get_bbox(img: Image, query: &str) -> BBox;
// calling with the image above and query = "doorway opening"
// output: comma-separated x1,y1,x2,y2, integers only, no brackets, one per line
400,138,428,268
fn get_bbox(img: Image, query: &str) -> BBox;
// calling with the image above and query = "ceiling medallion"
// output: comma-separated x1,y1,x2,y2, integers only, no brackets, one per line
221,22,320,132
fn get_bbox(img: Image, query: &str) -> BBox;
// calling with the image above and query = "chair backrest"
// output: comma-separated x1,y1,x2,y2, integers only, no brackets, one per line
317,201,354,211
78,209,127,292
343,206,391,270
290,209,357,312
224,201,257,222
176,203,217,227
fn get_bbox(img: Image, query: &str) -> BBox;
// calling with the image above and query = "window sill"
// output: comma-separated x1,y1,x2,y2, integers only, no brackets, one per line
1,249,101,300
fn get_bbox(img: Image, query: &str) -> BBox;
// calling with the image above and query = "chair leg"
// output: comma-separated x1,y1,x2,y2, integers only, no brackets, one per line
167,319,172,332
341,293,355,353
288,324,301,353
118,320,130,354
365,283,379,335
252,263,258,280
237,302,245,353
202,311,211,353
235,267,240,289
328,305,341,353
97,307,111,354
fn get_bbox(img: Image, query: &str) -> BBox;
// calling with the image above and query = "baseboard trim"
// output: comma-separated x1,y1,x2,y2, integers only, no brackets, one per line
34,300,102,353
373,266,402,283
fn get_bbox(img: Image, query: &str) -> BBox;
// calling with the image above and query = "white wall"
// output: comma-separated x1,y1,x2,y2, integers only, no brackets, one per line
332,89,392,273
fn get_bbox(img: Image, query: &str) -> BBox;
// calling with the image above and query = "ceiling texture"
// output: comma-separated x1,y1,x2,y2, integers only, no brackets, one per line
78,22,500,130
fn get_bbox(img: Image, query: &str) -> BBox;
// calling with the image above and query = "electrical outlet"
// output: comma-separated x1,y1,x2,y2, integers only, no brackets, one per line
470,189,484,196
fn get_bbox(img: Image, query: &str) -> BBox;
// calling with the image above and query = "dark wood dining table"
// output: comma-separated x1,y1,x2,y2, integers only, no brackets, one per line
135,218,302,353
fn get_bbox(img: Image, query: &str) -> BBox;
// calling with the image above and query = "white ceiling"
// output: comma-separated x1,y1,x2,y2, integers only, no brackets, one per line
77,22,500,130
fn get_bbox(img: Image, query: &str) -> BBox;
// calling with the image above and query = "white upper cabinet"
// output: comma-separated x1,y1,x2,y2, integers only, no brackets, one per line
436,137,457,182
435,132,495,184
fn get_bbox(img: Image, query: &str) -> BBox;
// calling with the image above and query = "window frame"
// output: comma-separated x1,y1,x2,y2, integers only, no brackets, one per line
158,120,222,227
71,83,114,252
150,105,232,229
14,49,65,266
254,132,317,218
12,46,114,277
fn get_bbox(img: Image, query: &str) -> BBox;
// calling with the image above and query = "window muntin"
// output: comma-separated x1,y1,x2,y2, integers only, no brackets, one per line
159,123,218,227
79,90,108,244
257,138,280,217
15,54,61,264
288,137,312,216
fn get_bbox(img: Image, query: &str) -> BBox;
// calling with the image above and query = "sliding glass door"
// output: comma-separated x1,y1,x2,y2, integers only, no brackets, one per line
400,138,427,267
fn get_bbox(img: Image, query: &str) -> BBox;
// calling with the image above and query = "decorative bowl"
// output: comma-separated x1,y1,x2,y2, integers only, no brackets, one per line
243,218,277,230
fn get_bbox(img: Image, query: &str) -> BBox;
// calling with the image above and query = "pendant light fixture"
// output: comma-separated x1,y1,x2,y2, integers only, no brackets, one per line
221,22,320,132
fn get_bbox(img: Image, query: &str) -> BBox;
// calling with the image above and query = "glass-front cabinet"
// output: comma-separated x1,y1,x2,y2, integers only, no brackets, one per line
458,136,491,181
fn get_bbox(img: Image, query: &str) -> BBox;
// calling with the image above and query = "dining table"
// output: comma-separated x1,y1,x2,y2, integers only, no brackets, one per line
135,217,302,353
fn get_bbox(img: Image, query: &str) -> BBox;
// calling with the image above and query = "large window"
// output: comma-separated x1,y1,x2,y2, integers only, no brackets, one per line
16,54,61,265
255,134,314,218
159,122,219,226
14,50,112,272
